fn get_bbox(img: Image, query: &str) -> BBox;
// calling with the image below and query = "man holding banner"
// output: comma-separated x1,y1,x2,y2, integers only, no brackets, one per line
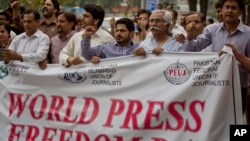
81,18,140,64
184,0,250,115
0,51,243,140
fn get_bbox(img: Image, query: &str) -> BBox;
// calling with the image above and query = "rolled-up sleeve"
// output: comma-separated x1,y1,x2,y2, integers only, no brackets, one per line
81,37,92,60
81,37,103,60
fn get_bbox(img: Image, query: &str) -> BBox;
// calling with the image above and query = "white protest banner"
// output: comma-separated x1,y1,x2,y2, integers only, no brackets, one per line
0,53,243,141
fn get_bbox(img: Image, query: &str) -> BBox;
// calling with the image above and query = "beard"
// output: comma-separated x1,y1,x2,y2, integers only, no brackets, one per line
57,27,63,33
42,8,54,18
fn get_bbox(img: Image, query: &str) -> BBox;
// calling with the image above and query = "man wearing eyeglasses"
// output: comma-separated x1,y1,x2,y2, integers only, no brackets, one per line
134,10,184,56
184,0,250,115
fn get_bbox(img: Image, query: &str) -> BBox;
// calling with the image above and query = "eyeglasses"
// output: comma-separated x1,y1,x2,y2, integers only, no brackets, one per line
149,19,165,24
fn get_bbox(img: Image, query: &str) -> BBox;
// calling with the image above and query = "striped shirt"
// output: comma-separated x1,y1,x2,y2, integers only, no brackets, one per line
81,38,140,60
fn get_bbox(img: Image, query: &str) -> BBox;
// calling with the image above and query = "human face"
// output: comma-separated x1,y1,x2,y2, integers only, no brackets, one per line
149,12,168,35
56,14,73,35
23,13,39,36
82,11,95,28
0,15,7,24
137,13,150,30
216,7,223,22
75,16,83,32
0,25,9,45
42,0,57,18
115,24,132,46
222,0,241,24
184,13,204,35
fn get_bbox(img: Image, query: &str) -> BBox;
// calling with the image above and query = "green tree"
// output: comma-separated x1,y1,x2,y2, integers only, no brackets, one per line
244,0,250,24
0,0,9,10
20,0,74,10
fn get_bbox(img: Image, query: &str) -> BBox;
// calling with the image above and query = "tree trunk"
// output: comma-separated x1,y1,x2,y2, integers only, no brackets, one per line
188,0,197,11
124,0,131,17
246,5,250,24
200,0,208,19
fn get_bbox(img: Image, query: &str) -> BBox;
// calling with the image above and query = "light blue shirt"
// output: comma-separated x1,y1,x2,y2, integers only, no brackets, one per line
139,33,184,52
184,22,250,87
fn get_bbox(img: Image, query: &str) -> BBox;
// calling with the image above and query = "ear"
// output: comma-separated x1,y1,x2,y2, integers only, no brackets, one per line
37,19,40,24
239,10,242,17
93,19,99,26
130,31,134,38
69,22,74,29
165,23,171,28
54,9,58,14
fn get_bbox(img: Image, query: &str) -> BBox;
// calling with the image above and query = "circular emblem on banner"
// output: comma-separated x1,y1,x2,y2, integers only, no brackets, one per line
58,67,87,83
0,62,8,79
164,60,191,85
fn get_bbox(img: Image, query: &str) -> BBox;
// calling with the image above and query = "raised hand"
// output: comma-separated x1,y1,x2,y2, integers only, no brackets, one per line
83,26,97,38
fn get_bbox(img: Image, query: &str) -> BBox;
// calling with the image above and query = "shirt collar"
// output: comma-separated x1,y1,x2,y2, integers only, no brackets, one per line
22,29,41,38
40,18,57,25
115,40,134,47
58,31,75,41
221,20,245,33
92,27,105,37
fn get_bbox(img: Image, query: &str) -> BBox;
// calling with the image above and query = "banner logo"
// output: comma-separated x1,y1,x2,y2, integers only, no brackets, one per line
0,62,8,79
58,67,87,83
164,60,191,85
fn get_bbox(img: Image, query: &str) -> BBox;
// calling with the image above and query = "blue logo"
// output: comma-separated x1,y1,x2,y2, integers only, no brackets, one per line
0,62,8,79
58,68,87,83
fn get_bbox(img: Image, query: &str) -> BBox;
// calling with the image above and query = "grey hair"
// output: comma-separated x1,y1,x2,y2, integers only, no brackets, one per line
151,10,172,25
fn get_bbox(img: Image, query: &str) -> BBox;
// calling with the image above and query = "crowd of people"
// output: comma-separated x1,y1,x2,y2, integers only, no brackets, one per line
0,0,250,121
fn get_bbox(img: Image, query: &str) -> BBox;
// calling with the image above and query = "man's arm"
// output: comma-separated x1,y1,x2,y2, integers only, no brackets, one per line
81,26,105,60
59,33,78,65
10,0,24,33
184,23,212,52
81,37,104,60
225,43,250,72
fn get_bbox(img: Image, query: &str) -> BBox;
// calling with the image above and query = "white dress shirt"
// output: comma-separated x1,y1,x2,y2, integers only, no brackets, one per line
171,24,187,37
9,29,50,63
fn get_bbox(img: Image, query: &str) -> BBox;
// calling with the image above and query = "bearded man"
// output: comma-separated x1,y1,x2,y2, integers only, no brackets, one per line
40,0,60,38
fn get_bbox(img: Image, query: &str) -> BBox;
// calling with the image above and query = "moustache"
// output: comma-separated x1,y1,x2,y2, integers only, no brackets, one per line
42,7,48,11
151,27,160,31
116,36,122,39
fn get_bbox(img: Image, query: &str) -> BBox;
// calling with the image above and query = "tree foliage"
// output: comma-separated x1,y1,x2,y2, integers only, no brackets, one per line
20,0,74,10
